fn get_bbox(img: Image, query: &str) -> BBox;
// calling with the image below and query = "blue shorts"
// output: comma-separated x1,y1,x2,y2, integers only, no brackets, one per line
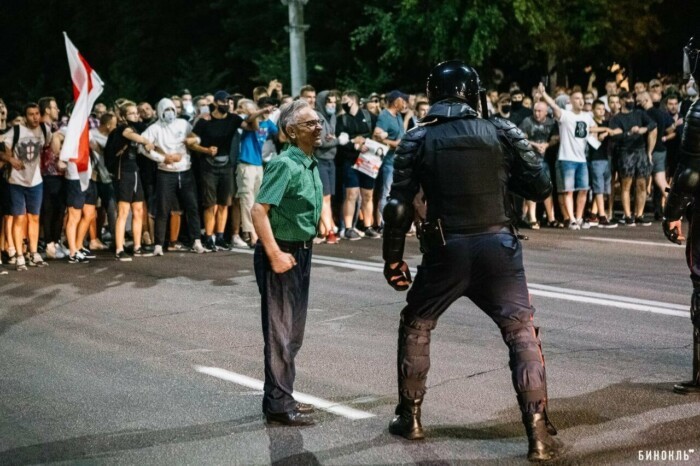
588,160,611,195
651,150,667,174
343,159,376,190
555,160,589,193
66,179,97,209
317,159,336,196
9,183,43,216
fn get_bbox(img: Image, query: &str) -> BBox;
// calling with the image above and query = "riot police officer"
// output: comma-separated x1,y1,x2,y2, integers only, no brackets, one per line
382,60,564,462
662,34,700,394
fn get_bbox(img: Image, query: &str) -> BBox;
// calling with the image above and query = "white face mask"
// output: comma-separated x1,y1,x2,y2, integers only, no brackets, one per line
183,101,194,114
163,109,176,123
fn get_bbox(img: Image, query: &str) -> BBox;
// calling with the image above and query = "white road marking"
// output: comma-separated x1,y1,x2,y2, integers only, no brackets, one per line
580,236,684,248
228,250,688,318
195,366,376,420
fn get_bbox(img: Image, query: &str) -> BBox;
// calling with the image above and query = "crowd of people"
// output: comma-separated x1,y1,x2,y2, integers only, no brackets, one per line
0,72,697,272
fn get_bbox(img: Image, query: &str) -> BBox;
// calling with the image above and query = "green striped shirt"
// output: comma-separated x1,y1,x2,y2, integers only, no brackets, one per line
256,145,323,242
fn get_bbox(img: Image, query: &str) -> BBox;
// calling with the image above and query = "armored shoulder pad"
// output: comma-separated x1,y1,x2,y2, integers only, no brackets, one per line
395,125,427,158
683,100,700,166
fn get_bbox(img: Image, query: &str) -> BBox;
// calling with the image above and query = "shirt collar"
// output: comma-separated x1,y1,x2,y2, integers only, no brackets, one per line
288,145,317,168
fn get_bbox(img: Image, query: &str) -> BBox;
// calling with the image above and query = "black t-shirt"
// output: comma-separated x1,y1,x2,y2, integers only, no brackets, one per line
609,110,656,154
509,106,533,127
646,107,673,152
587,120,610,161
193,113,243,167
115,124,143,174
336,110,373,160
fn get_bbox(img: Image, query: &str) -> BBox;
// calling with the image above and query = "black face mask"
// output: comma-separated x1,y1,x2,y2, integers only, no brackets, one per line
625,101,636,111
511,101,523,111
653,101,661,108
217,105,228,114
501,105,511,114
341,102,352,114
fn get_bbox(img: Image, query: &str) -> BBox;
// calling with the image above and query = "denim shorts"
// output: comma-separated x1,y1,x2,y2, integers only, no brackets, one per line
651,150,667,174
555,160,589,193
9,182,43,216
588,160,611,195
317,159,336,196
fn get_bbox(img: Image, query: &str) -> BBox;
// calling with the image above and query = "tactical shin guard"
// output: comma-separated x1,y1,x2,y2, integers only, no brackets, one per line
674,288,700,394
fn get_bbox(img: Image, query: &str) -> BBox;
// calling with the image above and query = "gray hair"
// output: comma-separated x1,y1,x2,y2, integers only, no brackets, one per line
279,99,310,138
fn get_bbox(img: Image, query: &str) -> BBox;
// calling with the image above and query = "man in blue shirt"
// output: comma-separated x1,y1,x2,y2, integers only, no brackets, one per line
373,90,407,229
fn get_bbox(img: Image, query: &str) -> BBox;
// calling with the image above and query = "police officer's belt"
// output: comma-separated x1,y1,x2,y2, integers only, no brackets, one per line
443,224,511,235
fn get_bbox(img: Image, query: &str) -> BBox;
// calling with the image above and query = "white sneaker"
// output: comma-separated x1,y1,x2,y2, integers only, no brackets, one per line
59,242,71,257
153,245,164,256
89,239,108,251
231,235,248,249
46,242,57,259
191,239,210,254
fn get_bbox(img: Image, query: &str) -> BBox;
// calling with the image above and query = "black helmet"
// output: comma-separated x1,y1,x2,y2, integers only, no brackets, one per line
684,35,700,80
427,60,483,109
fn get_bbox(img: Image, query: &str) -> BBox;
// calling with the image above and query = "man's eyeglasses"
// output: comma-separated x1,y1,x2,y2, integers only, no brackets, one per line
296,119,323,129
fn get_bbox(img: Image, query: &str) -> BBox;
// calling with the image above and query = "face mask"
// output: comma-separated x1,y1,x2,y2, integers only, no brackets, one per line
688,86,698,97
162,109,176,123
325,104,336,115
511,101,522,111
501,105,511,114
217,105,229,114
199,105,210,115
183,101,194,114
625,101,636,111
341,102,352,114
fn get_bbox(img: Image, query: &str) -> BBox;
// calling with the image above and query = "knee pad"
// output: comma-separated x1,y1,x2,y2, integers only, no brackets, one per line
398,318,437,398
502,323,546,404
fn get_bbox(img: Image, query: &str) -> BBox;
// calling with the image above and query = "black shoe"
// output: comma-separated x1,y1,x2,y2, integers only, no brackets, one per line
204,236,218,252
295,402,315,414
673,381,700,394
215,237,230,251
523,413,566,462
133,247,154,257
635,215,652,226
79,247,96,259
115,250,132,262
265,411,315,426
68,252,90,264
388,397,425,440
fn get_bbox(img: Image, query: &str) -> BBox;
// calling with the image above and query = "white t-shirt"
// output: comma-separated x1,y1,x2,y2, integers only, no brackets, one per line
0,124,49,187
60,126,93,181
141,119,193,172
556,109,596,163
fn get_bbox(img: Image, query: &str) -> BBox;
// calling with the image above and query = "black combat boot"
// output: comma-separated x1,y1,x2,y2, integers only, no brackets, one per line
388,396,425,440
523,412,565,462
674,289,700,394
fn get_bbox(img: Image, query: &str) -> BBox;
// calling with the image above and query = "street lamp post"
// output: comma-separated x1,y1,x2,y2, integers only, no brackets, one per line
281,0,309,96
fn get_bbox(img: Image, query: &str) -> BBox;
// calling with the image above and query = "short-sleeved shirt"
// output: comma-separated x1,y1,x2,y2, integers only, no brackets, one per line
239,119,278,167
556,109,596,163
609,110,657,154
193,113,243,167
587,120,610,162
256,145,323,242
519,116,556,144
646,107,673,152
1,124,48,187
376,109,405,159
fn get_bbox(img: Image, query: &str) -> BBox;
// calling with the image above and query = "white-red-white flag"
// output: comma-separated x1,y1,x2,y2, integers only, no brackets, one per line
59,32,104,191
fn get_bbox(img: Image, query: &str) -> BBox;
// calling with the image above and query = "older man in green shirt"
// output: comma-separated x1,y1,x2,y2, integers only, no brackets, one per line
252,100,323,426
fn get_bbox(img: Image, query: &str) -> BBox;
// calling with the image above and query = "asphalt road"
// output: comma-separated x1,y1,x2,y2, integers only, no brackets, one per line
1,221,699,465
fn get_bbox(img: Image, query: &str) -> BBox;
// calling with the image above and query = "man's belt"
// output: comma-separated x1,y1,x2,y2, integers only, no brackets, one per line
444,224,511,235
275,238,313,253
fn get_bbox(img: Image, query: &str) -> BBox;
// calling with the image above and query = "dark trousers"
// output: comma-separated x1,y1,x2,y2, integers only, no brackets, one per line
398,230,547,414
96,181,116,239
40,175,66,243
154,170,200,246
254,242,312,414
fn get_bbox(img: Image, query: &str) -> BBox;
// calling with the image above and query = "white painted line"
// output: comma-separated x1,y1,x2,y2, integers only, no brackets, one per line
580,236,684,248
195,365,376,420
228,250,688,317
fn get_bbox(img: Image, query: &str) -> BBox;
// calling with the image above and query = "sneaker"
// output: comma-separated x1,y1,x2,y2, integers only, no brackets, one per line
115,250,132,262
153,245,164,256
597,216,619,229
364,227,381,239
68,252,90,264
354,227,365,238
16,256,27,271
313,235,326,245
344,228,362,241
586,214,599,227
622,216,636,227
191,239,210,254
635,216,652,226
578,218,591,230
215,237,230,250
28,252,48,268
567,219,580,230
529,221,540,230
7,252,17,265
58,242,71,257
204,236,218,252
79,247,96,259
46,242,58,259
133,247,154,257
89,239,108,251
167,241,187,252
231,235,249,249
326,232,339,244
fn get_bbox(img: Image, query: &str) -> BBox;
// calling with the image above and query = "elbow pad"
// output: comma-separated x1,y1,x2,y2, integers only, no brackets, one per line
382,197,414,263
665,165,700,220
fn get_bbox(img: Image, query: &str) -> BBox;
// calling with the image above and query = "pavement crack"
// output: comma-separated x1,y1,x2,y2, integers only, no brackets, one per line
549,344,689,356
427,364,508,390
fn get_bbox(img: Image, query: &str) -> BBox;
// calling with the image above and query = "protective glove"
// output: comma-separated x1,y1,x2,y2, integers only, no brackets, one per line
384,261,412,291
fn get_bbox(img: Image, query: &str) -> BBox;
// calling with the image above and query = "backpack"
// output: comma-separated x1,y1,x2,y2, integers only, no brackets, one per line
103,127,128,176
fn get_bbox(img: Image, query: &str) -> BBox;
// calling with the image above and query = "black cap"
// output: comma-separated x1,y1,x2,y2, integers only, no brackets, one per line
386,90,409,104
213,90,231,102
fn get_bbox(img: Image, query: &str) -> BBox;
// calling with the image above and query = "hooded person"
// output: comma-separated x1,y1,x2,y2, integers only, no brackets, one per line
314,90,340,243
141,97,209,255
